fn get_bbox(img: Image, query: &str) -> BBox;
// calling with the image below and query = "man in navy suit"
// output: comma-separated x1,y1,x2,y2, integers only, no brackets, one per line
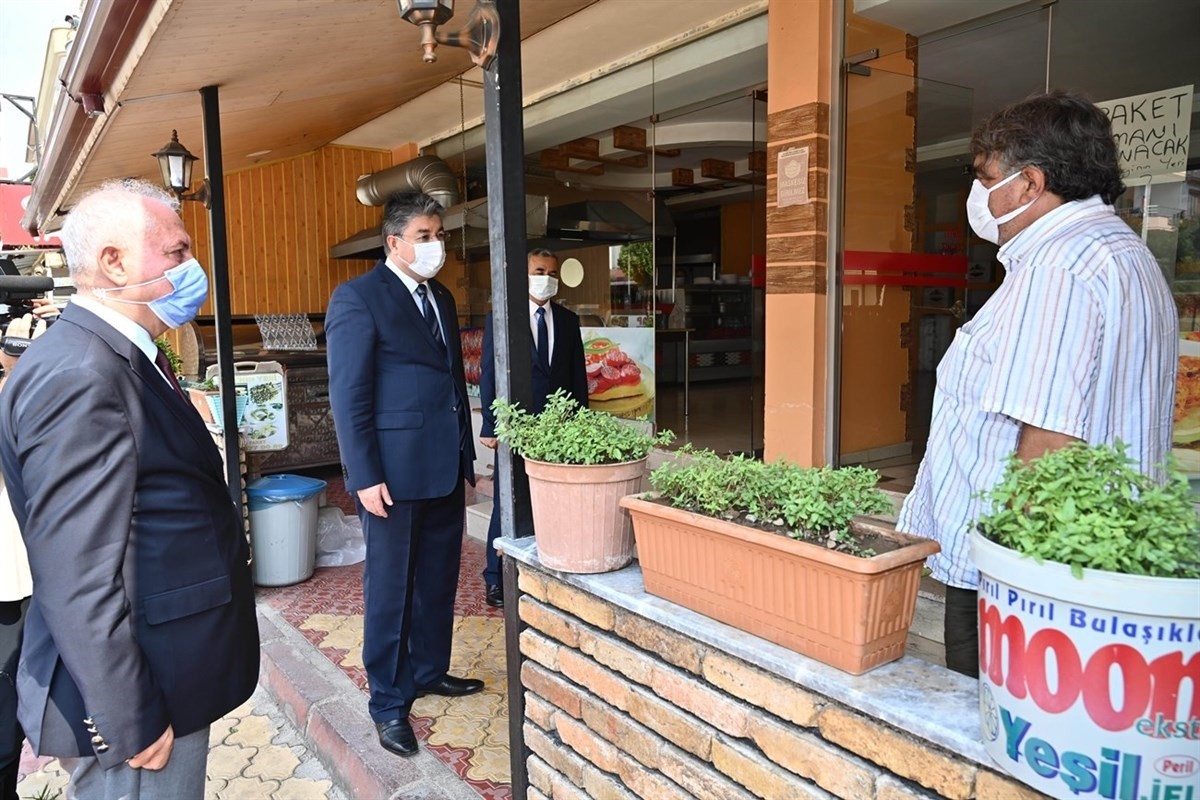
479,249,589,607
326,192,479,758
0,180,258,799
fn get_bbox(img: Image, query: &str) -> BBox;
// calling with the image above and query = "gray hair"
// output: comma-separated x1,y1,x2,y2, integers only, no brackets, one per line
380,192,444,248
60,179,180,286
528,247,558,262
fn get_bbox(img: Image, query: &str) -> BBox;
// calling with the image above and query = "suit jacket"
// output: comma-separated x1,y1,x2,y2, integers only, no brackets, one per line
326,262,475,498
0,304,259,768
480,302,589,438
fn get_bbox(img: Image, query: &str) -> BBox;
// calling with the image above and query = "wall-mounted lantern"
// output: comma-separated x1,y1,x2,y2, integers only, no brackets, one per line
152,130,211,207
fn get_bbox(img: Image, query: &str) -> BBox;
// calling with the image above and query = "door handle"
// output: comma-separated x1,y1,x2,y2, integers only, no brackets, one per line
913,300,965,321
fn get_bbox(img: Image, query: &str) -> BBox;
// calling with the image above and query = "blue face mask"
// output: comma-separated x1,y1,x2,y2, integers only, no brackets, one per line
96,258,209,328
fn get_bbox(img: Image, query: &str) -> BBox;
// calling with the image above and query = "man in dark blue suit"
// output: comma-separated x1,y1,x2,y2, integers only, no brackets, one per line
479,249,589,606
326,192,479,758
0,180,258,799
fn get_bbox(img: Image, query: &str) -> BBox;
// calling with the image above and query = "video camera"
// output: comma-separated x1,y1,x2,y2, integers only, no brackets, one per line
0,275,57,357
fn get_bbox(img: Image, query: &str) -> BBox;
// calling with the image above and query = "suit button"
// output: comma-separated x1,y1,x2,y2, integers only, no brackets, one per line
91,735,104,744
87,726,98,734
96,743,109,753
451,405,458,412
83,717,94,726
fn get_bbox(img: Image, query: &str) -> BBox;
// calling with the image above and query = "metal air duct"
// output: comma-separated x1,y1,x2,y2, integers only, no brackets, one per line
355,155,459,209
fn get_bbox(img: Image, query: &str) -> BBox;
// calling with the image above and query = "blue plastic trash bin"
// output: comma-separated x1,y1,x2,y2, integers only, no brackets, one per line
246,474,327,586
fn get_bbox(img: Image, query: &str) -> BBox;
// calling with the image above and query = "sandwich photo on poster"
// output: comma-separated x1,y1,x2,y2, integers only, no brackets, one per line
580,327,654,421
1174,333,1200,478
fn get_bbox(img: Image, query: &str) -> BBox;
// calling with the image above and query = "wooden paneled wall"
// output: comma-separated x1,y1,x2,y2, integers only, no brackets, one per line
181,144,392,316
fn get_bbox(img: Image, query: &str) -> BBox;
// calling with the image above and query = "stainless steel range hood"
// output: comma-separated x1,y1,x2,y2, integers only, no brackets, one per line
329,194,549,260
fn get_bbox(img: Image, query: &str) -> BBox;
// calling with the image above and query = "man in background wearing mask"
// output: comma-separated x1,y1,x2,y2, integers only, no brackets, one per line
897,91,1176,678
326,191,479,758
478,248,589,607
0,179,259,799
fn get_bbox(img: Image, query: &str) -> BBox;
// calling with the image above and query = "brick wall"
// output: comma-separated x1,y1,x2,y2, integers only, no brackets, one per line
515,563,1049,800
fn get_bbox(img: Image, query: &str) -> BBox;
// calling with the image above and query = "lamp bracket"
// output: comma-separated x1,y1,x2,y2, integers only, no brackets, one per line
179,179,211,209
435,1,499,69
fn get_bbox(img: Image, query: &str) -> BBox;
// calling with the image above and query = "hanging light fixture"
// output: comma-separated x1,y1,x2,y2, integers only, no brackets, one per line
396,0,499,68
151,130,210,207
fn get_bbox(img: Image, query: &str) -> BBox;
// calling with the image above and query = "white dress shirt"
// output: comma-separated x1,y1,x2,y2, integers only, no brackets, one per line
386,259,443,335
71,295,175,388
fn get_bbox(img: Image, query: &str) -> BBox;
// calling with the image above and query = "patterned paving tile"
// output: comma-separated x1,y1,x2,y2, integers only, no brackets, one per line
258,477,510,800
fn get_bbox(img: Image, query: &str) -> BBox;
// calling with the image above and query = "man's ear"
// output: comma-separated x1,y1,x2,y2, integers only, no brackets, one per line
96,244,127,285
1020,166,1047,201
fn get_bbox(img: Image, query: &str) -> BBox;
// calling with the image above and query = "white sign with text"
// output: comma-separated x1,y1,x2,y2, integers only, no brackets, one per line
1096,85,1192,179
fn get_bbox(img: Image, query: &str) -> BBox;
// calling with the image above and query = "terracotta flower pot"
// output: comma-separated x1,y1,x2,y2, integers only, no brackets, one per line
620,494,940,674
524,458,647,574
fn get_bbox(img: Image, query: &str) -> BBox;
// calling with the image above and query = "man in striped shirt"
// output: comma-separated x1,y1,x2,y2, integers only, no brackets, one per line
897,91,1177,678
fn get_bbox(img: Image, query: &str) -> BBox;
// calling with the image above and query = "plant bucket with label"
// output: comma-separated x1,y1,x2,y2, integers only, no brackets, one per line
971,532,1200,800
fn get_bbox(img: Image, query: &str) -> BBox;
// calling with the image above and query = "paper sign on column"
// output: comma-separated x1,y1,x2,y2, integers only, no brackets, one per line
1096,84,1192,180
777,146,810,208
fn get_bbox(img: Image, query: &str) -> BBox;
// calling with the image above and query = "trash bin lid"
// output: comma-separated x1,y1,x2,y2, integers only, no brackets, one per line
246,474,327,501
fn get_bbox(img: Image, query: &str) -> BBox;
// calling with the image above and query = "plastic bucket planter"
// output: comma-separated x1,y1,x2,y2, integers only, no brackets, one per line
971,532,1200,800
246,474,327,586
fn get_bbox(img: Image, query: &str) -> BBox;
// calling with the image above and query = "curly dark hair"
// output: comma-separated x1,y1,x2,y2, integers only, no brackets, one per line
970,91,1126,204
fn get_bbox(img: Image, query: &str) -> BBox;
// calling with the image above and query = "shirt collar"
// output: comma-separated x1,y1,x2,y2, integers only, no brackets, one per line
530,298,550,319
70,294,159,364
998,195,1109,270
385,258,426,296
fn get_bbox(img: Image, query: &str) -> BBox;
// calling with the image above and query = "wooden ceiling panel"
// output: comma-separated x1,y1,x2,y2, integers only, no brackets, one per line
62,0,600,209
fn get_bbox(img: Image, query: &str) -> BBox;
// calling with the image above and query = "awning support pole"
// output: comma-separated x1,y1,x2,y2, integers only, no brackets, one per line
199,84,241,506
482,1,534,797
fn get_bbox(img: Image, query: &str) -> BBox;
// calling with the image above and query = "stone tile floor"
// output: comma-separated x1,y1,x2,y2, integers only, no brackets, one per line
17,685,347,800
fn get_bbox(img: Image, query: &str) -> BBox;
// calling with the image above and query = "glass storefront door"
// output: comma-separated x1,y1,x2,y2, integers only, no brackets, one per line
836,0,1198,488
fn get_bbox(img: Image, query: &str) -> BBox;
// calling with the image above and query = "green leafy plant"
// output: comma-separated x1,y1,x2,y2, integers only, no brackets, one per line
975,441,1199,579
649,446,894,555
617,241,653,286
493,389,673,465
154,336,182,376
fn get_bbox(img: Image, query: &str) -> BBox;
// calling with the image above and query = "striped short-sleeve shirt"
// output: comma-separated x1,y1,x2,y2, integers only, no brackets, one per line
896,196,1178,589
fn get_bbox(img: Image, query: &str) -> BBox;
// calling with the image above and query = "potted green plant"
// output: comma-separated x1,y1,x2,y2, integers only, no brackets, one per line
492,389,673,574
970,442,1199,800
619,448,940,674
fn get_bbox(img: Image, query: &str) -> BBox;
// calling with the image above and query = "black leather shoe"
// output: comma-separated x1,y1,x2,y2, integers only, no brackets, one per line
416,674,484,698
485,584,504,608
376,718,418,757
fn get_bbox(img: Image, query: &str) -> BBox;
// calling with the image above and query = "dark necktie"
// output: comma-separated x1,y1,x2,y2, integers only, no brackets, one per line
153,348,186,401
415,284,444,348
536,306,550,371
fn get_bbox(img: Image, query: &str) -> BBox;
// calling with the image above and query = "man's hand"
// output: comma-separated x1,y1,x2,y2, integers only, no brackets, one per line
357,482,393,518
480,437,498,450
127,724,174,770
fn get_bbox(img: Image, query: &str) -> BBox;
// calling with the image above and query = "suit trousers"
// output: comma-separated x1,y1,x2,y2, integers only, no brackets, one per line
0,597,28,800
59,726,208,800
943,585,979,678
361,481,466,722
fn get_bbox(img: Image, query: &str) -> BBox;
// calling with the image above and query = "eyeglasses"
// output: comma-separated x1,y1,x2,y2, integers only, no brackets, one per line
398,231,451,245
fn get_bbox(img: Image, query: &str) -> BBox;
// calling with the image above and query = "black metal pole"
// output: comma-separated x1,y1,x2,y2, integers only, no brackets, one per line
199,84,241,505
482,1,533,796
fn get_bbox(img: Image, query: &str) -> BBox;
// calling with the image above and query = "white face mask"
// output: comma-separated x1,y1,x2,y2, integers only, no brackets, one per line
528,274,559,303
399,239,445,280
966,170,1038,244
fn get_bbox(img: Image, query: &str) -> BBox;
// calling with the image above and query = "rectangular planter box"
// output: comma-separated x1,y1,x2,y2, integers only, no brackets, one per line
621,494,940,674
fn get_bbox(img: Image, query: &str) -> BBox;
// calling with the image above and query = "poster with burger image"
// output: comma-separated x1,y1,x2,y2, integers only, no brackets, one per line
1174,334,1200,481
581,327,655,420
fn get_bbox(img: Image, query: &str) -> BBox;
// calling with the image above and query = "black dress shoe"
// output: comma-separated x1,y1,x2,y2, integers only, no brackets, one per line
485,584,504,608
376,718,418,757
416,674,484,698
